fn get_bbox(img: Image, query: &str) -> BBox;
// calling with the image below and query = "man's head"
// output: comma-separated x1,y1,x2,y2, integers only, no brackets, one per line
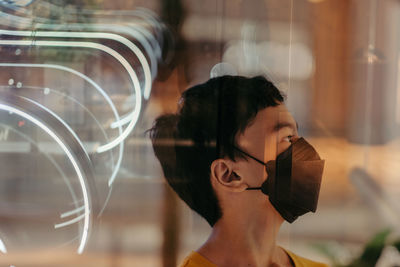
149,75,285,226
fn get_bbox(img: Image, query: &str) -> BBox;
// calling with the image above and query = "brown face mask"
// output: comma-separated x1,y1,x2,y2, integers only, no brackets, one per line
245,137,325,223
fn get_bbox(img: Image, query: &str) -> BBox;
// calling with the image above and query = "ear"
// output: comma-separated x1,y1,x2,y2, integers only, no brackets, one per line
210,159,248,192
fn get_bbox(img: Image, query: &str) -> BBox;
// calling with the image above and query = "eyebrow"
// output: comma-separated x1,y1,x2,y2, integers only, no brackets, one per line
273,121,298,132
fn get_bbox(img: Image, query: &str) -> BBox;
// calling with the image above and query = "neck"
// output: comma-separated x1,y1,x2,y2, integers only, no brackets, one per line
198,210,291,267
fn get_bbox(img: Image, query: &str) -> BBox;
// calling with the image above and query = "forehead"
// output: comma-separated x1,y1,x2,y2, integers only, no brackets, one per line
237,104,296,144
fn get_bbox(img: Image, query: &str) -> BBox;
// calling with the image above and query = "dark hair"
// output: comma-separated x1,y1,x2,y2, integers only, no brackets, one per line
149,75,284,226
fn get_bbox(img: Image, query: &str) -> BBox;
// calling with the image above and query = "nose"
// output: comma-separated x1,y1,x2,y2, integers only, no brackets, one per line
290,135,300,143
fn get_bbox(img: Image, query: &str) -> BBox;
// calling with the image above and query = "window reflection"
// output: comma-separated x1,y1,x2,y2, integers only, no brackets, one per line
1,0,400,266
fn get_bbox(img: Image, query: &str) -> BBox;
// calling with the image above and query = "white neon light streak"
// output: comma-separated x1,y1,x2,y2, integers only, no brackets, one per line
31,23,160,80
126,24,162,64
52,7,165,62
0,40,142,153
55,213,85,229
0,103,90,254
0,121,81,222
0,10,164,69
24,87,119,187
61,205,85,218
0,29,152,99
111,112,131,128
0,64,123,185
21,96,87,156
133,8,164,43
0,238,7,254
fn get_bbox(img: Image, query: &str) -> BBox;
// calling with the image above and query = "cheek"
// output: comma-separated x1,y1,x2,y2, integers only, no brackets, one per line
263,136,278,162
253,165,267,183
252,163,268,184
241,162,265,184
277,141,292,156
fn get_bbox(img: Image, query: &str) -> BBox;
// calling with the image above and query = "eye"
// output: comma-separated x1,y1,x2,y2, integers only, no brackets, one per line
283,135,293,143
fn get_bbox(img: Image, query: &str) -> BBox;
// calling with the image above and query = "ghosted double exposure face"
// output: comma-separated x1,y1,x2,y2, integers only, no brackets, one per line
234,104,298,188
230,104,324,223
151,76,285,226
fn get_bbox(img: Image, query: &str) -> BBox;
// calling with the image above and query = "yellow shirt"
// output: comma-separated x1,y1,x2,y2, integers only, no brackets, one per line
179,250,329,267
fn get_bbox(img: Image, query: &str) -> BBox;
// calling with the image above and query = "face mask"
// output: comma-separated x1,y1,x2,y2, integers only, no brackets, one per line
237,137,325,223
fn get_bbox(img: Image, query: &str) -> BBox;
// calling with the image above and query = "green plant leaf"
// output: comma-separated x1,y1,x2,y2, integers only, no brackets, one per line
311,243,338,262
356,229,391,266
393,239,400,252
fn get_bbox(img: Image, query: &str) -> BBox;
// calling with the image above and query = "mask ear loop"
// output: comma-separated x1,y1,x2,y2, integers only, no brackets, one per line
233,146,267,166
232,146,267,191
246,187,262,190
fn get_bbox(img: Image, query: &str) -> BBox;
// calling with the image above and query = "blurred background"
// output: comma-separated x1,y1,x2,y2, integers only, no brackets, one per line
0,0,400,266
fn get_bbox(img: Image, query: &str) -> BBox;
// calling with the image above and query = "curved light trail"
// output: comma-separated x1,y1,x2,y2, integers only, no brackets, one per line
18,96,93,248
0,121,87,242
0,103,90,254
0,238,7,254
0,29,152,99
0,9,163,82
0,40,142,153
33,23,160,83
21,96,86,156
55,213,85,229
0,64,123,185
0,121,81,222
61,206,85,218
16,88,120,217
